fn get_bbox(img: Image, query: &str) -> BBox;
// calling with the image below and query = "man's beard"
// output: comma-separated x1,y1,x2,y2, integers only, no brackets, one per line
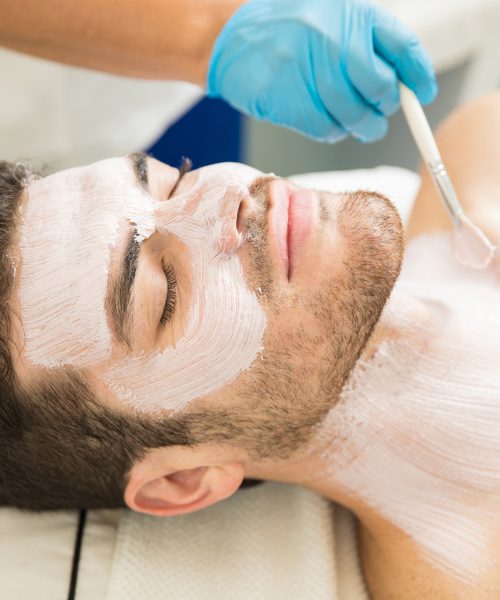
184,181,404,462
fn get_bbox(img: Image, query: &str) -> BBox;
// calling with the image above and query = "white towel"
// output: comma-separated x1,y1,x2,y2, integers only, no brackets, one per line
106,482,368,600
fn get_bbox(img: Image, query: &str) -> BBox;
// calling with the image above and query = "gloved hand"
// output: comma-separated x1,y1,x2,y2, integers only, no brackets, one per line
207,0,438,143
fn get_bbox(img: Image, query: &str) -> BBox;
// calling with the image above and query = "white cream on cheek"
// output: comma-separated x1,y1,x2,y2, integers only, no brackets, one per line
19,159,155,368
20,159,267,411
314,235,500,584
103,165,267,412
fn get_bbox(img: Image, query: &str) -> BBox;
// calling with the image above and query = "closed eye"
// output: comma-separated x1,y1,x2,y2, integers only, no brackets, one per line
159,157,190,326
160,264,177,325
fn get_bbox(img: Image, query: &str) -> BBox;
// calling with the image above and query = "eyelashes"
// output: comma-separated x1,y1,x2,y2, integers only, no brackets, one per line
160,264,177,325
160,157,191,326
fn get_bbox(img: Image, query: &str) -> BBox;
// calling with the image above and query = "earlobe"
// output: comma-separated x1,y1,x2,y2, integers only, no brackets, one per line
125,461,245,517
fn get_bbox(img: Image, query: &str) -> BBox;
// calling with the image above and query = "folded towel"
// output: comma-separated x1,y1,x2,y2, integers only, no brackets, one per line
106,482,368,600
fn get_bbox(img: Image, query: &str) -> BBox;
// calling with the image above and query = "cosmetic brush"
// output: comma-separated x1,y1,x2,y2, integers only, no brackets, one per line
399,82,495,269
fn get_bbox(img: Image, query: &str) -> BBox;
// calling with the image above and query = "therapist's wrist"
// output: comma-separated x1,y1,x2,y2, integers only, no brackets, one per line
181,0,243,87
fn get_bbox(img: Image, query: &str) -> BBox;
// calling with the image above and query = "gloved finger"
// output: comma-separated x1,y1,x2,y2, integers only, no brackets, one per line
315,53,388,142
263,72,349,143
372,9,438,105
344,12,400,117
301,121,349,143
294,104,349,143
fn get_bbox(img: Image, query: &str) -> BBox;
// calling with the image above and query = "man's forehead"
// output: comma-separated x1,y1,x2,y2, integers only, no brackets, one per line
29,157,137,201
18,156,155,370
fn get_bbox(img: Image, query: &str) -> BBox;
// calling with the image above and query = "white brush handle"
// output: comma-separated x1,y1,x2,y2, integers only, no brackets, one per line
399,83,441,163
399,81,464,220
399,82,494,268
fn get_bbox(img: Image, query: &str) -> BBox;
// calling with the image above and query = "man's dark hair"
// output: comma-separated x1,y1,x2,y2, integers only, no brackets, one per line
0,161,258,511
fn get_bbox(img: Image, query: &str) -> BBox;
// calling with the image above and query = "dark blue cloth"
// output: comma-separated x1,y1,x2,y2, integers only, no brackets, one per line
147,97,242,170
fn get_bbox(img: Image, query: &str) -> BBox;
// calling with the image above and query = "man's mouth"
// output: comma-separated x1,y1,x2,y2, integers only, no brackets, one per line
270,179,316,281
269,179,290,278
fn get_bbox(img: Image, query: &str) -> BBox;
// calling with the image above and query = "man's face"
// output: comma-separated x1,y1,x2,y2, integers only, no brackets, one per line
13,156,403,460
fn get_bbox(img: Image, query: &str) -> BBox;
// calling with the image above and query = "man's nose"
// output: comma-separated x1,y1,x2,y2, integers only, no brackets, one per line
218,215,243,254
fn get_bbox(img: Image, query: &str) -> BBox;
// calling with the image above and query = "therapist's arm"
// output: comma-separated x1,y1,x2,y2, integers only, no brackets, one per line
0,0,242,84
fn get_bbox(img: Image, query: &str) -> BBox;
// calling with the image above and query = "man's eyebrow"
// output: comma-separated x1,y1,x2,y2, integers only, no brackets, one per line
129,151,149,192
107,228,140,348
105,153,149,347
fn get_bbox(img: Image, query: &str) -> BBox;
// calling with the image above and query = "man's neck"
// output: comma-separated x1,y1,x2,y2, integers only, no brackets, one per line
255,290,500,599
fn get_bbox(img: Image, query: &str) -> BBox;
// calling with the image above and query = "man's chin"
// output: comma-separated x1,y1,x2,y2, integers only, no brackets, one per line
338,189,404,276
315,188,404,290
321,188,404,367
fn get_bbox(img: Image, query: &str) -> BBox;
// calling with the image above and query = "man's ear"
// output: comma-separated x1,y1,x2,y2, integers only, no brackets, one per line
124,448,245,517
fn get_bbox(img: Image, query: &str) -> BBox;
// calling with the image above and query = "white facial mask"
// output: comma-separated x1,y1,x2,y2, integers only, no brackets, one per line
19,159,267,413
103,167,267,412
20,159,266,411
315,234,500,584
19,159,155,368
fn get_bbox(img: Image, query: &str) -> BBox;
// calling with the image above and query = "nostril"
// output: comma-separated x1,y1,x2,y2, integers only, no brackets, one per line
236,198,246,234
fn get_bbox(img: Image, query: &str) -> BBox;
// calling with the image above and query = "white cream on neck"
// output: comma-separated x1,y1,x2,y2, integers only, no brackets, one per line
313,234,500,584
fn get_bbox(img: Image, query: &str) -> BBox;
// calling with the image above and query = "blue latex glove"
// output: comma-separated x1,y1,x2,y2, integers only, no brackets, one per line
207,0,438,143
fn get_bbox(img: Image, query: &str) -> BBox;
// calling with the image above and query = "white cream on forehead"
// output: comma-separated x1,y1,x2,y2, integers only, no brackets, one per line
103,166,267,412
19,158,267,411
19,158,155,368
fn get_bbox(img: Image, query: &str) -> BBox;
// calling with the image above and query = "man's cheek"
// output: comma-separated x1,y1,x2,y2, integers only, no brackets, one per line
100,172,268,414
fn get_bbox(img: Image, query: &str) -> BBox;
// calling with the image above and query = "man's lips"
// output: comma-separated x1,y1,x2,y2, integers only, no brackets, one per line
270,179,315,280
288,187,316,279
270,180,290,277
